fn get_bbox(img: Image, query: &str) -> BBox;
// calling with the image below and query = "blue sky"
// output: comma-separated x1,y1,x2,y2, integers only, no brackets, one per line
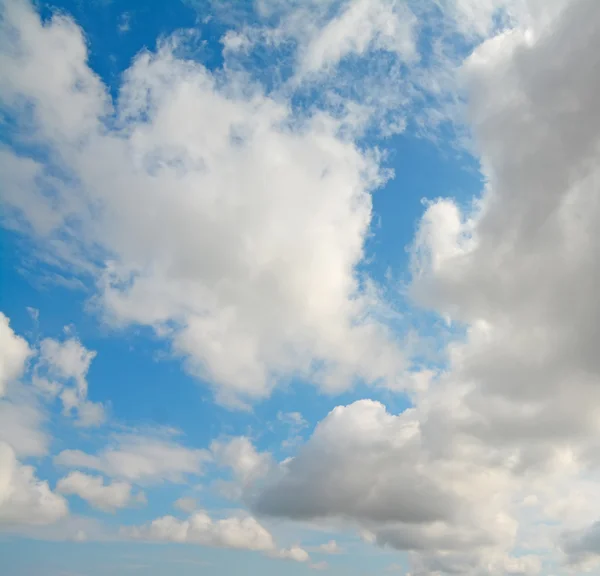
2,0,600,575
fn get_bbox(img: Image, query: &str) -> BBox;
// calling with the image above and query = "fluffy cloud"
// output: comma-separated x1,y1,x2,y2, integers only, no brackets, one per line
174,497,197,513
0,0,406,407
211,436,272,485
255,400,522,573
35,337,105,427
250,0,600,569
0,312,48,458
210,436,273,501
318,539,342,554
57,472,144,512
0,312,31,396
409,0,600,490
269,545,310,562
2,0,600,573
0,441,67,525
126,509,309,561
0,394,48,457
296,0,416,76
55,434,210,484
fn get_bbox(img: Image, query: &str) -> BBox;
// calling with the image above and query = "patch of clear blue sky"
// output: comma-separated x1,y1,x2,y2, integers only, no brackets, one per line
0,0,484,573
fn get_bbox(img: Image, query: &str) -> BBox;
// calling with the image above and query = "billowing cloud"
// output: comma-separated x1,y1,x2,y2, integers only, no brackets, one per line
0,394,48,457
55,434,211,484
0,0,406,408
0,312,48,457
318,539,342,554
255,400,521,572
2,0,600,574
126,509,309,562
0,312,31,397
296,0,416,76
211,436,272,485
0,441,68,525
174,497,198,513
35,337,105,427
57,471,144,512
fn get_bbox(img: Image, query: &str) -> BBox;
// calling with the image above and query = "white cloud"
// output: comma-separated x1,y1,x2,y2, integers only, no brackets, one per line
318,539,342,554
126,509,308,562
409,0,600,473
0,0,406,407
0,441,68,525
297,0,417,76
212,436,272,485
211,436,273,501
57,471,143,512
35,337,105,427
0,312,49,458
277,411,307,428
55,433,211,484
0,311,31,397
0,394,48,457
174,497,198,513
268,544,310,562
255,399,520,572
2,0,600,573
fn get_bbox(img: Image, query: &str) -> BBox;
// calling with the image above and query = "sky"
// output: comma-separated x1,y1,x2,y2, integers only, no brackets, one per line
1,0,600,574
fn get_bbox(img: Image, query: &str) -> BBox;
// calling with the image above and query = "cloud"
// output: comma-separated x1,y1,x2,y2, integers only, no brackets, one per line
0,311,31,397
296,0,416,76
318,539,342,554
210,436,273,501
277,411,307,428
2,0,600,573
562,521,600,569
125,509,309,561
254,399,518,568
211,436,272,484
55,434,211,484
0,312,49,458
174,497,198,513
268,544,310,562
57,472,144,512
409,0,600,476
0,0,406,407
0,441,68,525
0,393,48,457
35,337,105,427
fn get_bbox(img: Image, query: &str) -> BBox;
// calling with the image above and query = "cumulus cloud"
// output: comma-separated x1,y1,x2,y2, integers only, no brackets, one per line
0,312,48,458
253,0,600,569
0,441,67,525
174,497,198,513
126,509,309,562
255,400,520,571
409,0,600,487
55,434,210,484
268,544,310,562
318,539,342,554
57,471,144,512
0,312,31,397
35,337,105,427
3,0,600,573
296,0,416,76
0,0,407,407
0,394,48,457
212,436,272,485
